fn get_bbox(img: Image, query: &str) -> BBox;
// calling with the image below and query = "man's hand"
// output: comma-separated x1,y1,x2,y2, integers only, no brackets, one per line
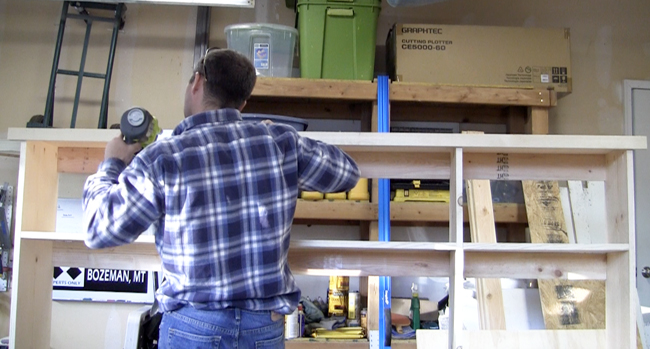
105,135,142,165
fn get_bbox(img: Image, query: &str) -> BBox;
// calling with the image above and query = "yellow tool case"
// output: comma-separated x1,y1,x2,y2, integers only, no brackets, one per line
391,179,450,203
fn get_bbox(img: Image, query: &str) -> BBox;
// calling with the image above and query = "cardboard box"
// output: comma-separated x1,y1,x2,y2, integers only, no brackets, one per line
387,24,572,94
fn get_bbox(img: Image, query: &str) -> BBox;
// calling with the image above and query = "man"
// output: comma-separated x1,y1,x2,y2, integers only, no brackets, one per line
83,49,360,348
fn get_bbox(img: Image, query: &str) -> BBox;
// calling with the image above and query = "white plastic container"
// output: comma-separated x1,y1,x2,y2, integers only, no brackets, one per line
285,308,299,339
225,23,298,77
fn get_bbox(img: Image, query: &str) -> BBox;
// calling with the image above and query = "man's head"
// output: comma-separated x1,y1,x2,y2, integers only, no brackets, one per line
184,48,257,117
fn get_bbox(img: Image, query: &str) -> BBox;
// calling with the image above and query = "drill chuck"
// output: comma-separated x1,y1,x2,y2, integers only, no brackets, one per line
120,107,161,147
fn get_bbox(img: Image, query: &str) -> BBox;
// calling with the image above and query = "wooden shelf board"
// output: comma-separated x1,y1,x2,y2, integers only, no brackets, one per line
22,234,627,254
418,329,605,349
389,82,554,107
249,78,558,107
286,339,367,349
295,201,526,223
290,239,456,252
463,243,629,253
22,232,456,252
324,133,646,155
286,339,415,349
54,146,610,182
21,231,622,280
251,78,376,101
9,129,646,155
24,233,454,276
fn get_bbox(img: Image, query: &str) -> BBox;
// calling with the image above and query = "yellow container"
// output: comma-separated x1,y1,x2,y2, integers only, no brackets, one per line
325,192,347,200
393,189,450,203
348,291,360,321
329,276,349,291
347,178,369,201
301,191,324,200
328,292,348,316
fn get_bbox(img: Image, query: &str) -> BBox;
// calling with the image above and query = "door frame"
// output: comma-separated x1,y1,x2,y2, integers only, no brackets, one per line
624,79,650,303
624,79,650,136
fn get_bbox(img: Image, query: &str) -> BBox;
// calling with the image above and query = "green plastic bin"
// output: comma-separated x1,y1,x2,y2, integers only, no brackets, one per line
297,0,381,80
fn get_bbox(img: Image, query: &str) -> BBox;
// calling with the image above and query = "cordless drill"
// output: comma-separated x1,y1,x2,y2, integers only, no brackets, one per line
120,107,161,148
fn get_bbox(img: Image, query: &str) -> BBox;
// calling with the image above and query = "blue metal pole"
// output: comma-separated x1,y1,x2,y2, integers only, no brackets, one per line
377,75,391,349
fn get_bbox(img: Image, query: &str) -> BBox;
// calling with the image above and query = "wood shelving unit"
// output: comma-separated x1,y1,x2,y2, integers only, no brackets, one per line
247,78,556,134
7,124,645,348
249,78,554,232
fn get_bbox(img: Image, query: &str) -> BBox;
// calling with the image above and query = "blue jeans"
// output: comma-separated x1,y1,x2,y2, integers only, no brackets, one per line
158,306,285,349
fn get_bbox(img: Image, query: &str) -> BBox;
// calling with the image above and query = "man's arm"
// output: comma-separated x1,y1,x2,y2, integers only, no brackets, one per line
296,136,360,193
83,137,162,249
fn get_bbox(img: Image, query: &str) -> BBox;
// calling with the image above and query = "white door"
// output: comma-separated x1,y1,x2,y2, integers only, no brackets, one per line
626,80,650,305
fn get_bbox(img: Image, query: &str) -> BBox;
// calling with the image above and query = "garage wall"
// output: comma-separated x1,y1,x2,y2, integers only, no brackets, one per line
1,0,649,135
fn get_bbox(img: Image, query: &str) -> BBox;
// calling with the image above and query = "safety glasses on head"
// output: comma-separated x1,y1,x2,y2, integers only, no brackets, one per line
202,47,222,83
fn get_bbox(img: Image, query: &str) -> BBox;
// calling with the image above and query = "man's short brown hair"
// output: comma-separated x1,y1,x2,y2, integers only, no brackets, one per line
193,49,257,109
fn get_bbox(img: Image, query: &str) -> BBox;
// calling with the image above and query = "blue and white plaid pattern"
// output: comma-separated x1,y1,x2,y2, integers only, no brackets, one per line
83,109,360,313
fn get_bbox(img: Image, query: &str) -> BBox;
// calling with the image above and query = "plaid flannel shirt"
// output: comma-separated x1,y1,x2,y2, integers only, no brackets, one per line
83,109,360,313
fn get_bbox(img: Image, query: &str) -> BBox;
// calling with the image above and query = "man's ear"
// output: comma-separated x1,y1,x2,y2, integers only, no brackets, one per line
237,100,247,112
191,72,203,93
